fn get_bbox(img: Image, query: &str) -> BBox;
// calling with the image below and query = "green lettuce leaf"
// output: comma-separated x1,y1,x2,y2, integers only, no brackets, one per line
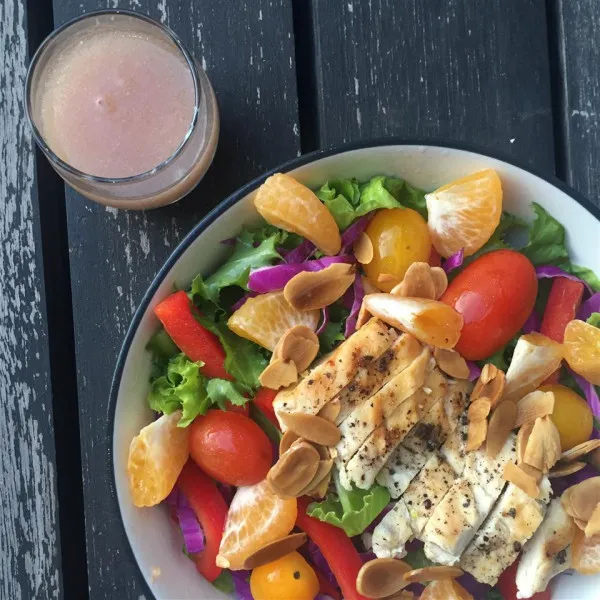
318,303,350,354
307,469,390,537
212,571,235,594
588,313,600,328
404,545,434,570
520,202,570,267
206,378,247,409
568,265,600,292
480,333,520,372
249,402,282,443
376,176,428,218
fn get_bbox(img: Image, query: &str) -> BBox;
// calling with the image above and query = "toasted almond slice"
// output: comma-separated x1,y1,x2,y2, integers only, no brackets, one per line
242,533,307,569
392,262,437,300
356,302,372,330
434,348,470,380
312,442,330,460
279,430,301,455
279,412,342,446
297,458,333,496
382,592,415,600
284,263,356,311
466,419,487,452
549,461,586,478
307,470,331,498
517,420,535,464
562,487,579,519
273,325,320,372
356,558,412,598
590,448,600,471
468,397,492,422
561,439,600,463
318,398,341,422
430,267,448,299
403,566,464,584
354,233,374,265
259,358,298,389
471,364,505,408
585,504,600,538
569,477,600,522
486,401,517,458
575,518,588,531
267,440,320,497
518,461,543,482
362,276,379,295
503,462,540,498
515,391,555,428
523,416,562,472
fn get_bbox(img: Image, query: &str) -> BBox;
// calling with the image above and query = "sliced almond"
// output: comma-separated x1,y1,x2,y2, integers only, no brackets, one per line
259,358,298,389
517,420,536,464
589,448,600,471
298,458,333,496
279,430,301,455
562,487,578,519
384,592,415,600
515,391,555,428
378,273,400,286
279,411,342,446
486,401,517,458
466,419,488,452
430,267,448,299
267,440,320,497
318,398,341,422
312,442,331,460
273,325,320,372
362,275,379,295
354,233,374,265
503,462,540,498
403,566,464,584
434,348,470,380
471,364,505,408
356,558,412,598
518,461,543,483
391,262,437,300
242,533,307,569
356,302,372,330
545,516,577,557
523,416,561,472
569,477,600,522
468,397,492,422
575,518,588,531
549,461,586,478
561,439,600,463
585,504,600,537
284,263,356,311
307,469,331,498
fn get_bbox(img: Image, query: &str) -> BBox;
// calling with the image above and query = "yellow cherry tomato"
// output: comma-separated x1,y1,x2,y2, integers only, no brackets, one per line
364,208,432,292
250,551,320,600
539,384,593,450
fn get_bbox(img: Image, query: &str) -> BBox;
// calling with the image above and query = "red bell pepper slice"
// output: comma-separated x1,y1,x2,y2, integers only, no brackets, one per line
154,291,230,380
253,387,279,428
176,461,229,582
540,278,585,383
296,497,368,600
315,569,342,600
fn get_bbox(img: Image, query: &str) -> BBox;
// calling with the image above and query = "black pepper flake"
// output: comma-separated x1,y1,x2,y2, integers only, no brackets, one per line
424,499,432,509
463,499,471,508
348,384,356,392
513,542,522,553
461,415,469,426
308,380,314,386
293,571,300,580
508,508,517,518
556,549,567,564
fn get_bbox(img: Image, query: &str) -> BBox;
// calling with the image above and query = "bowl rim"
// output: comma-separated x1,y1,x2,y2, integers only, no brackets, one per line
107,137,600,599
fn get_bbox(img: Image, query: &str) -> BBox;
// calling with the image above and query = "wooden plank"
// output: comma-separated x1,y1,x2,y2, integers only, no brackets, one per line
310,0,555,171
48,1,300,597
0,0,62,598
554,0,600,206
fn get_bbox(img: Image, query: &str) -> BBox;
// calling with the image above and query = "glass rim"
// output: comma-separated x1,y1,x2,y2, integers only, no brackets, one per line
25,9,201,185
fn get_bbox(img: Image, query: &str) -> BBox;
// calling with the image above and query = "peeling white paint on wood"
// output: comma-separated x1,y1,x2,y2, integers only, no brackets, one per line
1,0,61,598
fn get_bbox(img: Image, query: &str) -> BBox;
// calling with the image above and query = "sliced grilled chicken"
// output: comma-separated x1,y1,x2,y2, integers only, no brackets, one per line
421,434,518,565
273,318,395,428
334,348,431,467
372,415,469,558
461,479,552,585
333,333,423,425
377,380,470,498
343,368,448,490
516,499,575,599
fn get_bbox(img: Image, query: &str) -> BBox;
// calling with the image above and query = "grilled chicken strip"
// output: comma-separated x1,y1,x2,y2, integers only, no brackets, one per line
377,380,471,498
461,479,552,585
372,415,469,559
421,434,518,565
343,368,448,490
335,347,431,467
516,499,576,599
273,318,395,428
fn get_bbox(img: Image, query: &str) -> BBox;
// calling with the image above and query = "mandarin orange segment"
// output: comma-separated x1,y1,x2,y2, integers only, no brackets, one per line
216,479,297,570
254,173,342,256
420,579,473,600
127,411,190,507
228,291,320,351
425,168,503,258
564,319,600,385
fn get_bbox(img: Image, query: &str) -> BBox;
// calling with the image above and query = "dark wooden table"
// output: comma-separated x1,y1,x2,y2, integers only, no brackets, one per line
2,0,599,598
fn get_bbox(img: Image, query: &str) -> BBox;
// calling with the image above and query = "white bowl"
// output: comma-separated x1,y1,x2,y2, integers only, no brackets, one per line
110,141,600,599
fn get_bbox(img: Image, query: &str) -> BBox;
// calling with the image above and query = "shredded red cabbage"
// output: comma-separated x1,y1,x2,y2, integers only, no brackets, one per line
216,482,235,506
283,239,316,264
340,215,372,254
456,572,497,599
166,487,205,554
307,540,337,585
344,275,365,337
467,361,482,382
570,369,600,420
535,266,593,295
316,307,330,335
522,310,541,334
231,570,252,600
552,463,598,496
231,291,257,311
578,292,600,322
442,248,464,274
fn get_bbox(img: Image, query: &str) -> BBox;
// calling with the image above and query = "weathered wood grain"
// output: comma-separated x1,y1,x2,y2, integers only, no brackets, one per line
48,0,300,597
0,0,62,598
554,0,600,206
310,0,555,171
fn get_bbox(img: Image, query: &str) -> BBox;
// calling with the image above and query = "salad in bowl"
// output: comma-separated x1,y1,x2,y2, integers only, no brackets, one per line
125,162,600,600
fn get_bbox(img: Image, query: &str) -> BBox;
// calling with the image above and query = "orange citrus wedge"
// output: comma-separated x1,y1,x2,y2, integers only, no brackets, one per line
228,290,320,351
420,579,473,600
425,168,502,258
254,173,341,256
127,411,190,507
564,319,600,385
216,479,297,570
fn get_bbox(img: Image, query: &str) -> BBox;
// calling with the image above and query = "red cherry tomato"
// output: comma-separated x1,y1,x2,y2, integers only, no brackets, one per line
440,250,537,360
497,560,551,600
189,410,272,486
